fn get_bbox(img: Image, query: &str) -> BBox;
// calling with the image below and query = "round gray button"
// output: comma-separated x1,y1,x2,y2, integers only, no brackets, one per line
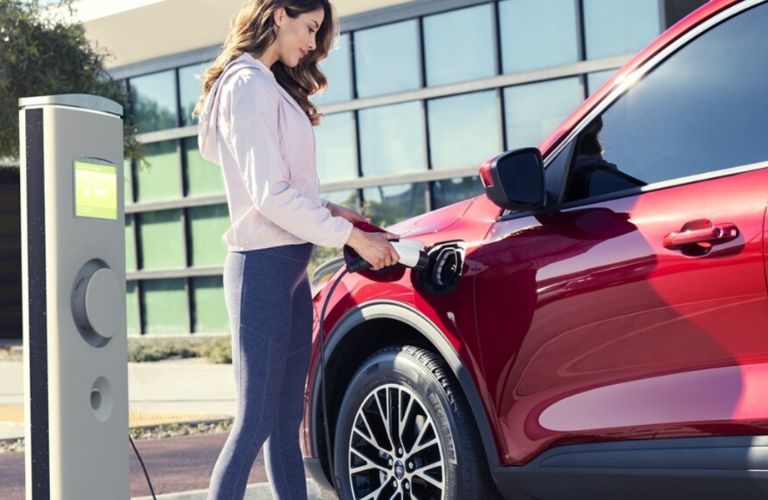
71,260,121,347
84,268,121,339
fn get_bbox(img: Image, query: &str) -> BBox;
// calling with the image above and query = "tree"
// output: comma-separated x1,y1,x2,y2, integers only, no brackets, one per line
0,0,140,166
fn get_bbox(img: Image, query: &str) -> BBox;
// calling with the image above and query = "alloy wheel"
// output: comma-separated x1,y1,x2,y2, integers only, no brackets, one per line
346,383,445,500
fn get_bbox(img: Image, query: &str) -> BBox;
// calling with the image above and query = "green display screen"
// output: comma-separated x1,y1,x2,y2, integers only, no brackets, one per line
74,160,118,220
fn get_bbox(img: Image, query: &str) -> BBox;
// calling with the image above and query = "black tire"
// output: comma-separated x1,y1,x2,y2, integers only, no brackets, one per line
333,345,499,500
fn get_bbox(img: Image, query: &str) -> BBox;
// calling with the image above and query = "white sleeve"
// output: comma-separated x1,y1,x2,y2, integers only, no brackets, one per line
226,75,353,248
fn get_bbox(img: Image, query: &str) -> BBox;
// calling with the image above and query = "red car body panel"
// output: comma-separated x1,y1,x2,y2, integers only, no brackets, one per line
472,167,768,463
303,0,768,468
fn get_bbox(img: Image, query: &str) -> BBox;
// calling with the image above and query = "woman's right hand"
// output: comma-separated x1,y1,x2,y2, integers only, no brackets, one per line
345,227,400,271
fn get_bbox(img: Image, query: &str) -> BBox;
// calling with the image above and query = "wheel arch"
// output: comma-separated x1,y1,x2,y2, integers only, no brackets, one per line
310,300,500,481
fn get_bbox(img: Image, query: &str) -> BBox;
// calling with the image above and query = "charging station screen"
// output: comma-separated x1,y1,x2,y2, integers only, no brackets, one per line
74,160,118,220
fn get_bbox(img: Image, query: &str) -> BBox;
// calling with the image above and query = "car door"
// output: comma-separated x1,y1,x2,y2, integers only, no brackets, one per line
470,0,768,464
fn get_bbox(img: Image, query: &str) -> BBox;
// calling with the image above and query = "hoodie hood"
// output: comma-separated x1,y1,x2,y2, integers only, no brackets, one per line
197,54,272,165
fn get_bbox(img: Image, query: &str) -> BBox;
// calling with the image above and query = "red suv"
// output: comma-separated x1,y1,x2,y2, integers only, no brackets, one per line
302,1,768,498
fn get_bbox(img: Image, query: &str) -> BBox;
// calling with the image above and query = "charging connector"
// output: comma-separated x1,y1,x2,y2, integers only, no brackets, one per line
345,239,429,273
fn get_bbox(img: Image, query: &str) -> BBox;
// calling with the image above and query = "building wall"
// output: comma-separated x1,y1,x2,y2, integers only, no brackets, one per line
74,0,415,69
114,0,704,336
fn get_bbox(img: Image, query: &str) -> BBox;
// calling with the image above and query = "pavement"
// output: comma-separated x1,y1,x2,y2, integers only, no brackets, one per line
0,358,237,440
0,350,336,500
134,481,333,500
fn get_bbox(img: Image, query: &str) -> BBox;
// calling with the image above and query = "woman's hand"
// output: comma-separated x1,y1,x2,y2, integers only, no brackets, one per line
329,201,399,270
327,201,370,224
345,227,400,271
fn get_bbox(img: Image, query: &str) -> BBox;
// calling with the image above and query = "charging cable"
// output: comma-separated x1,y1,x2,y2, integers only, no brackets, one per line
317,267,349,491
129,433,157,500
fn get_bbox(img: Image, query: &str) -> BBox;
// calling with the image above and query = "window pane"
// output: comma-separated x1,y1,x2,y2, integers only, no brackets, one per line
665,0,708,28
189,204,230,267
124,158,133,205
564,3,768,203
363,183,427,227
323,189,360,210
179,62,207,127
424,4,496,86
500,0,579,73
584,0,661,59
192,276,228,334
129,70,178,133
184,138,224,196
126,281,139,336
432,176,484,209
354,21,421,98
142,279,188,335
316,112,357,182
315,33,352,105
125,214,137,272
138,209,185,270
428,91,501,170
587,69,616,96
135,141,181,202
359,102,426,177
504,77,583,149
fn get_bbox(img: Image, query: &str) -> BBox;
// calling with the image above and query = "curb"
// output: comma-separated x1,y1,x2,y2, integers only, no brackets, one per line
0,418,237,450
132,479,338,500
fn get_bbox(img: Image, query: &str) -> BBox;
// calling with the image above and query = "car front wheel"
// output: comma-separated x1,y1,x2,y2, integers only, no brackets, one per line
333,345,498,500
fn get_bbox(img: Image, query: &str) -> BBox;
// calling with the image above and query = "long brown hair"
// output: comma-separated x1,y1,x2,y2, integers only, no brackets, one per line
194,0,336,126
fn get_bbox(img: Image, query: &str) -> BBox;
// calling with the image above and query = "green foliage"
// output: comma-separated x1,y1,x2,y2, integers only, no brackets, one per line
127,337,200,363
0,0,142,164
0,437,24,453
127,336,232,364
129,419,232,440
195,336,232,364
0,343,22,361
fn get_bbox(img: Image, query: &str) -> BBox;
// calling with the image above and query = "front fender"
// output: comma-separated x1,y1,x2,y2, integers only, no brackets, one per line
308,300,502,472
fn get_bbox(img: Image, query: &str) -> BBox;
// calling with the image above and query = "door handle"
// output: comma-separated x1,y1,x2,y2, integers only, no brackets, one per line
663,220,739,250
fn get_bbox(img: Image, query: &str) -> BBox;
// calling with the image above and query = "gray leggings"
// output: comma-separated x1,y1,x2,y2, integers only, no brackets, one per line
207,243,313,500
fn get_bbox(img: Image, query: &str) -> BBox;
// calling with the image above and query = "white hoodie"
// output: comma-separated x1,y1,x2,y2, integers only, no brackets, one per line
197,53,353,251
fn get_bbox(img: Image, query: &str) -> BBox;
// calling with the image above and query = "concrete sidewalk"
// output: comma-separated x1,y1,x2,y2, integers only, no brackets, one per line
0,359,24,440
0,359,238,439
0,358,336,499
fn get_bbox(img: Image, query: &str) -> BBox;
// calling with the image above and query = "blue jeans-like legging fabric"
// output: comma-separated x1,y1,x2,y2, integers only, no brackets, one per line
207,243,314,500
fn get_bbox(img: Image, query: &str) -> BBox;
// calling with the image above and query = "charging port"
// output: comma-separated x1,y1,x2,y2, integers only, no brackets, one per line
417,242,464,295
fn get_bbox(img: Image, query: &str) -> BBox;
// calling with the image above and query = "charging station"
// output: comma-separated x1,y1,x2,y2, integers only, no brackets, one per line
19,94,129,499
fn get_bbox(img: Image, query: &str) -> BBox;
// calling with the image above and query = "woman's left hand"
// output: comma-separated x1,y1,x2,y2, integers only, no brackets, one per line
327,202,370,224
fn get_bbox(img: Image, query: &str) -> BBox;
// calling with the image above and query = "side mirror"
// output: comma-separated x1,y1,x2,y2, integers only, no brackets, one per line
479,147,545,211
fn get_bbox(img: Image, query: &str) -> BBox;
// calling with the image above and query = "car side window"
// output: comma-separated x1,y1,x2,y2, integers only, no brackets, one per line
563,2,768,204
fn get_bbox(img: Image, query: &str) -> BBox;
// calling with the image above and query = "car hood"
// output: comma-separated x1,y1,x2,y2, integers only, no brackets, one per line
385,197,476,240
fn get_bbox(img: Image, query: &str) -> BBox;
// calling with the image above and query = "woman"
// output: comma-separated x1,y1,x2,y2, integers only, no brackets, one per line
195,1,398,498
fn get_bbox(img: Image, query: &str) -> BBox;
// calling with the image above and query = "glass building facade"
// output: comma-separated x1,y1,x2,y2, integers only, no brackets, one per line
121,0,700,336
